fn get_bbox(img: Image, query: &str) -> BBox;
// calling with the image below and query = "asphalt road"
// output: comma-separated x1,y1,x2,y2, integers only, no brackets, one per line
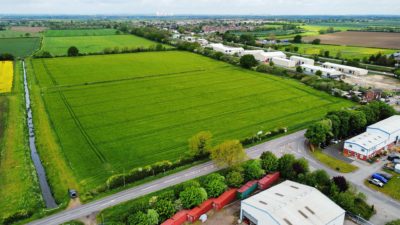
27,130,400,225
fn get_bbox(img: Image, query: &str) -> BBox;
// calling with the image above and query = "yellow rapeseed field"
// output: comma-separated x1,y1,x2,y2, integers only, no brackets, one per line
0,61,13,93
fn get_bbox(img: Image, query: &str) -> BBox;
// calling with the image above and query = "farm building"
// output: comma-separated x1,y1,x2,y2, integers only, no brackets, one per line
272,57,296,68
290,56,315,66
344,115,400,160
209,43,244,55
254,51,286,63
240,180,345,225
322,62,368,76
197,38,209,46
301,64,343,78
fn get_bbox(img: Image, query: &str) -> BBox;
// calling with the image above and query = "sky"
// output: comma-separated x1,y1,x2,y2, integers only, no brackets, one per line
0,0,399,15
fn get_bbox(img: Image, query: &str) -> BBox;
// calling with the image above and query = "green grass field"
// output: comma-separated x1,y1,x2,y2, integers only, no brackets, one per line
0,38,41,57
365,171,400,201
0,30,41,38
29,51,353,192
41,35,169,56
44,29,118,37
0,62,43,220
290,43,396,60
311,150,358,173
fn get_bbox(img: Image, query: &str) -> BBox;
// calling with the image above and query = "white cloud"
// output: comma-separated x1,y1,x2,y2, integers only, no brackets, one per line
0,0,399,15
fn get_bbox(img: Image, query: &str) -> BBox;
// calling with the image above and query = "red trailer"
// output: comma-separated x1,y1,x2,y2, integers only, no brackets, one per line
187,199,215,222
258,172,280,190
213,188,238,210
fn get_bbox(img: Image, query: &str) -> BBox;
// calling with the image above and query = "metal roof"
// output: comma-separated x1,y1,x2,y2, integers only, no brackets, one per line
322,62,368,73
367,115,400,134
242,180,345,225
346,132,387,149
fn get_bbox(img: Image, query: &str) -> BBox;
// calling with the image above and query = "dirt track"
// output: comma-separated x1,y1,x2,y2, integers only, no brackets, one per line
304,31,400,49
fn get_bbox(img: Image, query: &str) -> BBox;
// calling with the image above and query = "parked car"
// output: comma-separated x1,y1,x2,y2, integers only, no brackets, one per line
387,155,400,162
369,179,384,188
376,173,392,180
372,173,388,184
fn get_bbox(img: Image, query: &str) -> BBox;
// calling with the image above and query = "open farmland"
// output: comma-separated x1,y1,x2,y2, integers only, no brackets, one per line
42,34,170,56
44,29,118,37
0,37,41,57
0,61,14,93
303,31,400,49
0,62,42,220
28,51,353,191
290,43,396,60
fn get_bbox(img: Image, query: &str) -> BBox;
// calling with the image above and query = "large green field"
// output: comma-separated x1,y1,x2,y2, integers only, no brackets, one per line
44,29,118,37
41,35,169,56
29,51,353,192
0,38,41,57
0,30,41,38
290,43,396,60
0,62,43,220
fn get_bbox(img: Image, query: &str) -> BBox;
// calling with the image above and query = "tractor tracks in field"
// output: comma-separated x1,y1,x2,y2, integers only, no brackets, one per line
41,60,106,163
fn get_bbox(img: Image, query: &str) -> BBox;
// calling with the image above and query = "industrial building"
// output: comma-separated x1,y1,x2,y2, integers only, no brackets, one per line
344,115,400,160
240,180,345,225
322,62,368,76
290,56,315,66
209,43,244,55
300,64,343,78
272,57,296,68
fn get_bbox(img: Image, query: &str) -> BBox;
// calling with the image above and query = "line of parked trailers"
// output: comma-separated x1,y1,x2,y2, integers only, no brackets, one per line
161,172,280,225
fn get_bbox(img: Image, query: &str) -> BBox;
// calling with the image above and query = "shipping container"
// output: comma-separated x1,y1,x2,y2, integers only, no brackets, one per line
258,172,280,190
172,210,189,225
213,188,238,210
237,180,258,199
187,199,215,222
161,219,175,225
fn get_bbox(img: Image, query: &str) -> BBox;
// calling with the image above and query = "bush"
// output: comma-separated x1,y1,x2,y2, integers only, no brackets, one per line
179,187,207,209
244,160,265,181
2,210,33,225
240,54,258,69
226,171,244,188
0,53,14,61
67,46,79,57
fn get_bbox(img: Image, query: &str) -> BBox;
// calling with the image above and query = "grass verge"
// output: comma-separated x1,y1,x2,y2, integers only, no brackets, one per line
310,150,358,173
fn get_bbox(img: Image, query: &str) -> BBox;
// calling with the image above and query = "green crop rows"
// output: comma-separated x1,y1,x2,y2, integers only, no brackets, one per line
29,51,353,190
0,37,41,57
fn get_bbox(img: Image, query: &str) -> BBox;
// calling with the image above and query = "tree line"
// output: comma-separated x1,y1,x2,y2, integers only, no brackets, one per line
306,101,397,147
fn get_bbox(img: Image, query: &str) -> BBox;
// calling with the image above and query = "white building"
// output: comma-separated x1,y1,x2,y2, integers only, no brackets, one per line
290,56,315,66
240,180,345,225
322,62,368,76
197,38,209,46
272,57,296,68
209,43,244,55
301,64,343,78
255,51,286,63
344,115,400,160
183,36,196,43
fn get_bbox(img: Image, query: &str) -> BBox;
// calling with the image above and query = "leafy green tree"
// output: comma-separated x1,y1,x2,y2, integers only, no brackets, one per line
260,151,278,172
240,54,258,69
226,171,244,188
296,66,303,73
188,131,213,157
305,119,332,146
293,35,302,43
311,39,321,45
179,187,207,209
211,140,246,168
315,70,323,76
278,154,296,179
127,211,147,225
332,176,349,192
154,199,176,222
244,160,265,180
67,46,79,57
325,114,341,139
292,158,309,177
324,51,330,57
394,70,400,79
349,111,367,134
146,209,159,225
205,179,227,198
239,34,256,45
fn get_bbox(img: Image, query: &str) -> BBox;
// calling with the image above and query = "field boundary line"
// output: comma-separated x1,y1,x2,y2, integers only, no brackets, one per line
43,69,208,92
41,60,107,163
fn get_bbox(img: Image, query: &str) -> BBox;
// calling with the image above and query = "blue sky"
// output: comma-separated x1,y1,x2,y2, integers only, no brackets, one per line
1,0,399,15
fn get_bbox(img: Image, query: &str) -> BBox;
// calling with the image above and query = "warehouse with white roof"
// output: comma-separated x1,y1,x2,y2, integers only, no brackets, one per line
322,62,368,76
272,57,296,68
209,43,244,55
290,56,315,66
301,64,343,78
240,180,345,225
344,115,400,160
